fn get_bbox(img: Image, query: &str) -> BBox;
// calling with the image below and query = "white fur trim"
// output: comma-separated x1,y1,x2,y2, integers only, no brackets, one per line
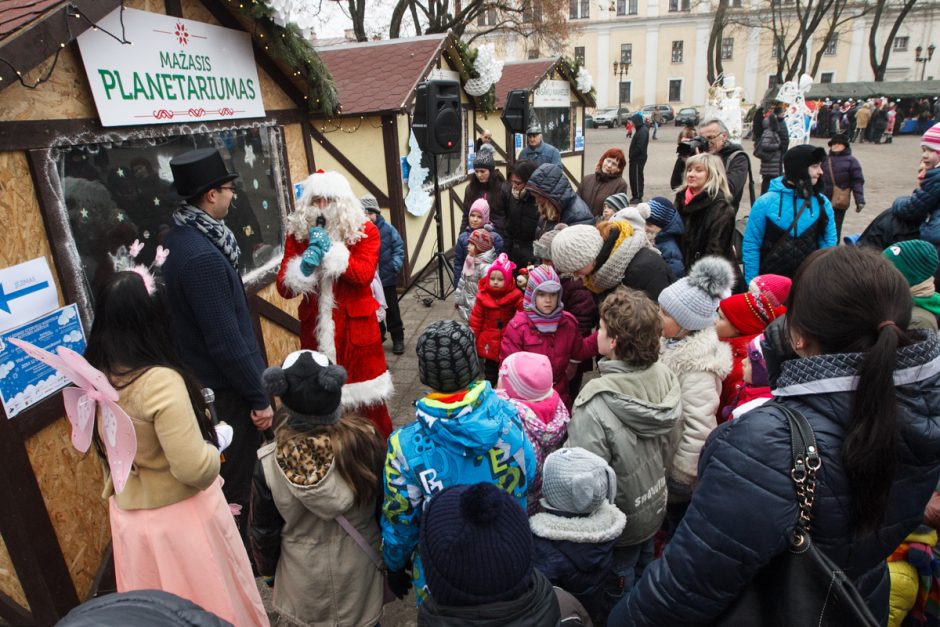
731,396,771,420
320,242,350,279
282,256,320,295
529,502,626,543
315,276,337,361
342,370,394,409
659,327,733,378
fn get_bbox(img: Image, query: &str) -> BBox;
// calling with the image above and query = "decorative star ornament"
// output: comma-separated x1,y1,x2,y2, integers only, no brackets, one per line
80,208,89,219
153,197,160,206
116,167,125,177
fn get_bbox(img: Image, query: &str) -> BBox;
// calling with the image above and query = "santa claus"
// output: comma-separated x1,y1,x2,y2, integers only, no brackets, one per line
276,170,393,438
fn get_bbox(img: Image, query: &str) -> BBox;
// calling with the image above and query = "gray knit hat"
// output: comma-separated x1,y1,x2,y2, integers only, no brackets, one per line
550,224,604,274
473,145,496,171
540,448,616,515
261,350,347,427
533,223,567,261
657,256,735,331
417,320,482,393
360,194,380,214
604,193,630,214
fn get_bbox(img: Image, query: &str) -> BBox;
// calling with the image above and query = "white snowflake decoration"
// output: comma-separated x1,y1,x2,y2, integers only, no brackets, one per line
266,0,318,39
576,66,593,94
464,44,503,97
405,132,433,217
703,75,744,141
777,73,814,144
244,144,256,168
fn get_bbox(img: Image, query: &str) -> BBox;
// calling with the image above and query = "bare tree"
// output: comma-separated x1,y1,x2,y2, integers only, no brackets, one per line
706,0,730,84
868,0,919,81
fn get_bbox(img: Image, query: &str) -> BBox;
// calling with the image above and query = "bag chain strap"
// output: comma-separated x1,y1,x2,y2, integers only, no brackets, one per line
784,405,823,549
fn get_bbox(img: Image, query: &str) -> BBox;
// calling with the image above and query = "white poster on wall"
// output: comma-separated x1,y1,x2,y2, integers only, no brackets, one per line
533,80,571,108
77,8,266,127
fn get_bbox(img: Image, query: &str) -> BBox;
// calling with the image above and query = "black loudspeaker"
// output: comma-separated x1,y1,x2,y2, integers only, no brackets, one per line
412,80,462,155
501,89,529,134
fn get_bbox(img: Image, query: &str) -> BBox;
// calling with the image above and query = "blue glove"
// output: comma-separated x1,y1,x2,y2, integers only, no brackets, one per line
299,227,332,276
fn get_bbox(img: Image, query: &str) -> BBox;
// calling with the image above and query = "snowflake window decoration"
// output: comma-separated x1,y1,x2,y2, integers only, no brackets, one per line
405,133,433,217
464,44,504,97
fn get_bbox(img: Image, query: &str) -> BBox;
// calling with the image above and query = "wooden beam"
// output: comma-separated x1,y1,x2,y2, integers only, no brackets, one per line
0,589,31,627
12,392,66,441
0,411,79,625
381,114,411,284
300,120,316,173
164,0,184,17
308,125,390,205
0,0,122,93
254,296,300,336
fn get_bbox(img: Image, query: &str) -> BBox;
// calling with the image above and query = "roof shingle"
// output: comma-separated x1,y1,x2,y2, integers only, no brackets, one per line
0,0,65,41
493,59,556,108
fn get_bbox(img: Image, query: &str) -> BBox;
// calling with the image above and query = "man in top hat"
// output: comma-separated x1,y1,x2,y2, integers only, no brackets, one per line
276,171,393,439
518,123,561,166
161,147,273,552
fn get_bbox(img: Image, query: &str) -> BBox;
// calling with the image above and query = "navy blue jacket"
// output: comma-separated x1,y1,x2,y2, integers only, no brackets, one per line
533,536,615,599
612,335,940,626
373,214,404,287
526,164,594,231
654,212,686,278
892,166,940,246
161,222,268,409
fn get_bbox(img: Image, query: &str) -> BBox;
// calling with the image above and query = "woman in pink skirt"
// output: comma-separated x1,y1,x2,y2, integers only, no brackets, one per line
84,270,268,626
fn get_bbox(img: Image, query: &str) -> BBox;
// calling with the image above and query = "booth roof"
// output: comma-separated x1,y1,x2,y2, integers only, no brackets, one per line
806,80,940,100
0,0,63,40
316,33,457,116
493,59,557,107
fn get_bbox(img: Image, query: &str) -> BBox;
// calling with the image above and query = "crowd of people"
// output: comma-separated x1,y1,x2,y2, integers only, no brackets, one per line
54,117,940,627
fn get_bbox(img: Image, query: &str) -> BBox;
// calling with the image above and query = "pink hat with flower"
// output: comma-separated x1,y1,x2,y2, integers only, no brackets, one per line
486,253,516,284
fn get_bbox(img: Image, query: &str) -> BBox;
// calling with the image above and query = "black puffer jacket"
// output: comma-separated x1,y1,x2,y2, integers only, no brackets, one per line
526,164,594,232
675,189,737,270
418,570,562,626
717,141,753,210
57,590,232,626
613,334,940,626
502,182,541,266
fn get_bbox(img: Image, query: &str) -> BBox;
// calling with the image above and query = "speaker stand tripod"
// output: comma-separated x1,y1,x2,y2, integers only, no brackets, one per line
411,158,454,303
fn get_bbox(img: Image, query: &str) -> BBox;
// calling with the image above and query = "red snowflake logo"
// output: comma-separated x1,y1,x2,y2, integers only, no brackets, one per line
175,22,189,45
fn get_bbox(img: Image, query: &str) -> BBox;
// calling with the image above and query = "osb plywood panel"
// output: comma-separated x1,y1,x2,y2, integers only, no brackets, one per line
0,533,29,611
257,284,299,368
0,151,65,303
283,123,308,186
0,48,95,122
125,0,165,12
26,418,109,600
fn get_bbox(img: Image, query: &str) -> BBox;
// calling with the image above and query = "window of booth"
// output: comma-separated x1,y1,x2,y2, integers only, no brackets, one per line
530,106,573,153
55,126,288,300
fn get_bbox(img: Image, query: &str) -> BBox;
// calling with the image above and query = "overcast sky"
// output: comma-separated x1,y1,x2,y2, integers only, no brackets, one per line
313,0,414,39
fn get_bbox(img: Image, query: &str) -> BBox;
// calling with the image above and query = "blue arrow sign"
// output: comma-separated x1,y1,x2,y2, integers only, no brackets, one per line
0,281,51,314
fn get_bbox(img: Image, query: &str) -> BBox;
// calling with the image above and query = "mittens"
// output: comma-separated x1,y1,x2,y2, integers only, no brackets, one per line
300,227,333,276
214,423,234,453
387,566,413,600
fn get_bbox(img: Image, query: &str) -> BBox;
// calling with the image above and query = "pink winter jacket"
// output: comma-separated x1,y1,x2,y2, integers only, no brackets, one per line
499,310,598,409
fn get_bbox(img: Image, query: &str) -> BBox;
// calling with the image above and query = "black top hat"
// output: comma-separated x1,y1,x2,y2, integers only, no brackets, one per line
170,148,239,198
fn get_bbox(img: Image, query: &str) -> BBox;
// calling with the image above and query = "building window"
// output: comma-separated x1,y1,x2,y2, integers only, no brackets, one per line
824,36,837,56
477,7,497,25
721,37,734,60
820,72,834,83
569,0,589,18
522,0,541,22
894,36,909,51
671,40,684,64
621,43,633,65
771,40,780,59
574,46,585,64
731,0,742,6
669,0,690,11
617,0,638,14
619,81,632,103
528,47,540,59
668,79,682,102
768,75,780,89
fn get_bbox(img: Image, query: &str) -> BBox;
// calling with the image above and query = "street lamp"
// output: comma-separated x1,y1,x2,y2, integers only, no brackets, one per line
613,60,631,110
916,44,936,81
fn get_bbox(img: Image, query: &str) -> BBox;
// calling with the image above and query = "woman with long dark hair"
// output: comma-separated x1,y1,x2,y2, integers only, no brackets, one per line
461,146,507,233
611,246,940,625
503,159,541,266
85,271,268,626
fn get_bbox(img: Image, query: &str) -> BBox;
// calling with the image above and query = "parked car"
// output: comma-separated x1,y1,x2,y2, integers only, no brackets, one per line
593,106,631,128
641,104,675,123
674,107,700,127
585,113,595,129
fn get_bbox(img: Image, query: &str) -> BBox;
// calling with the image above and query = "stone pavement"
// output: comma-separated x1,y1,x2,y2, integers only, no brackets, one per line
258,123,929,626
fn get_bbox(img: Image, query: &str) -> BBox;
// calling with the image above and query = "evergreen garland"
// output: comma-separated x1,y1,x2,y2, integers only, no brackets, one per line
232,1,339,114
561,55,597,105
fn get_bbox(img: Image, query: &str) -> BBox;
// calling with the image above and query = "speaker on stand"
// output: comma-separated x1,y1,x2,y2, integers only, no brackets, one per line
410,80,462,303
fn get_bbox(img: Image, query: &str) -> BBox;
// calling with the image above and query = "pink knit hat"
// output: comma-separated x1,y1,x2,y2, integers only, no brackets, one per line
498,352,554,402
748,274,792,309
469,198,491,225
486,253,516,285
922,122,940,153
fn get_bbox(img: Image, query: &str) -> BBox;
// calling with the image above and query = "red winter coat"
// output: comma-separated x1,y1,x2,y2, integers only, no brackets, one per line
469,280,523,362
500,310,598,409
718,334,757,423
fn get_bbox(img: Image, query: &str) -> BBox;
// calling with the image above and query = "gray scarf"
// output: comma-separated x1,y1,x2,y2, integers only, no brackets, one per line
590,230,647,292
173,204,241,270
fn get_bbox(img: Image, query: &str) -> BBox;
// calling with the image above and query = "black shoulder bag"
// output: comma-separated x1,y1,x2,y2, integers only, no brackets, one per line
711,404,879,627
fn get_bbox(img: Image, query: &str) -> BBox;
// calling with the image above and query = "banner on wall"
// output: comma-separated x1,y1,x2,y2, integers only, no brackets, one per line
77,8,266,126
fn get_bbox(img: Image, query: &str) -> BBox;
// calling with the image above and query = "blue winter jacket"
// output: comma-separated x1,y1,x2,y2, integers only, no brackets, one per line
518,140,562,166
525,164,594,230
891,165,940,246
742,176,837,283
654,212,686,278
382,381,537,604
373,214,404,287
611,334,940,626
451,227,505,287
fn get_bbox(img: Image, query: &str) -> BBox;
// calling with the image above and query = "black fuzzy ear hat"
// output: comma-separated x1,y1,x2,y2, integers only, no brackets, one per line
262,350,347,427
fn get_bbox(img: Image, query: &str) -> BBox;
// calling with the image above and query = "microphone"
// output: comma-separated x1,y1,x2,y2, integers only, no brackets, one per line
316,215,326,228
202,387,219,426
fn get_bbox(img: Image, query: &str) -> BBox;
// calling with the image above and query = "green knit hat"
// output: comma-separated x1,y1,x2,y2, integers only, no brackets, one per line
882,240,939,286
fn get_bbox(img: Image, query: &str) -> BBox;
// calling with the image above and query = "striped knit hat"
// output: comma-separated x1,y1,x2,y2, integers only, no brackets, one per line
647,196,677,229
498,352,554,402
922,122,940,153
468,226,495,253
604,193,630,213
524,265,564,333
883,240,939,286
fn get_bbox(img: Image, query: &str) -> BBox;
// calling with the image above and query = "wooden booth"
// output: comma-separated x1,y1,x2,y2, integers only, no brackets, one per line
0,0,337,623
486,58,595,188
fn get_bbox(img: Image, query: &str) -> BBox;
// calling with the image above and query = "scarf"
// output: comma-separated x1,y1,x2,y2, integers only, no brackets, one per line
524,266,564,333
911,277,940,315
583,226,647,294
173,204,241,269
684,186,697,206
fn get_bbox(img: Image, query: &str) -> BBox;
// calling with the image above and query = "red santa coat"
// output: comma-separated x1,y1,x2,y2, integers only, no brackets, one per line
276,220,392,437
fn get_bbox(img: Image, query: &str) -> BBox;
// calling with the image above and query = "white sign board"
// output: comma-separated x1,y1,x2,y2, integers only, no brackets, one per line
428,68,461,82
533,80,571,108
0,257,58,333
77,8,266,127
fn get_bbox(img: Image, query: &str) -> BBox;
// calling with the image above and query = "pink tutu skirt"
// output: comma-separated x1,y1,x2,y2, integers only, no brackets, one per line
109,478,269,626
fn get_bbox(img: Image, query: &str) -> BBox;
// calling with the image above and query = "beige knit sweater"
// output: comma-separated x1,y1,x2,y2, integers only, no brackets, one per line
103,367,220,510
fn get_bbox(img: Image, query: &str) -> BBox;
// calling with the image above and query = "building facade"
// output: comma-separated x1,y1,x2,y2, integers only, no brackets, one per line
476,0,940,110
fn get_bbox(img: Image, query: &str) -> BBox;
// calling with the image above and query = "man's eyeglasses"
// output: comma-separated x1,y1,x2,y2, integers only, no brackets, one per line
218,185,236,192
